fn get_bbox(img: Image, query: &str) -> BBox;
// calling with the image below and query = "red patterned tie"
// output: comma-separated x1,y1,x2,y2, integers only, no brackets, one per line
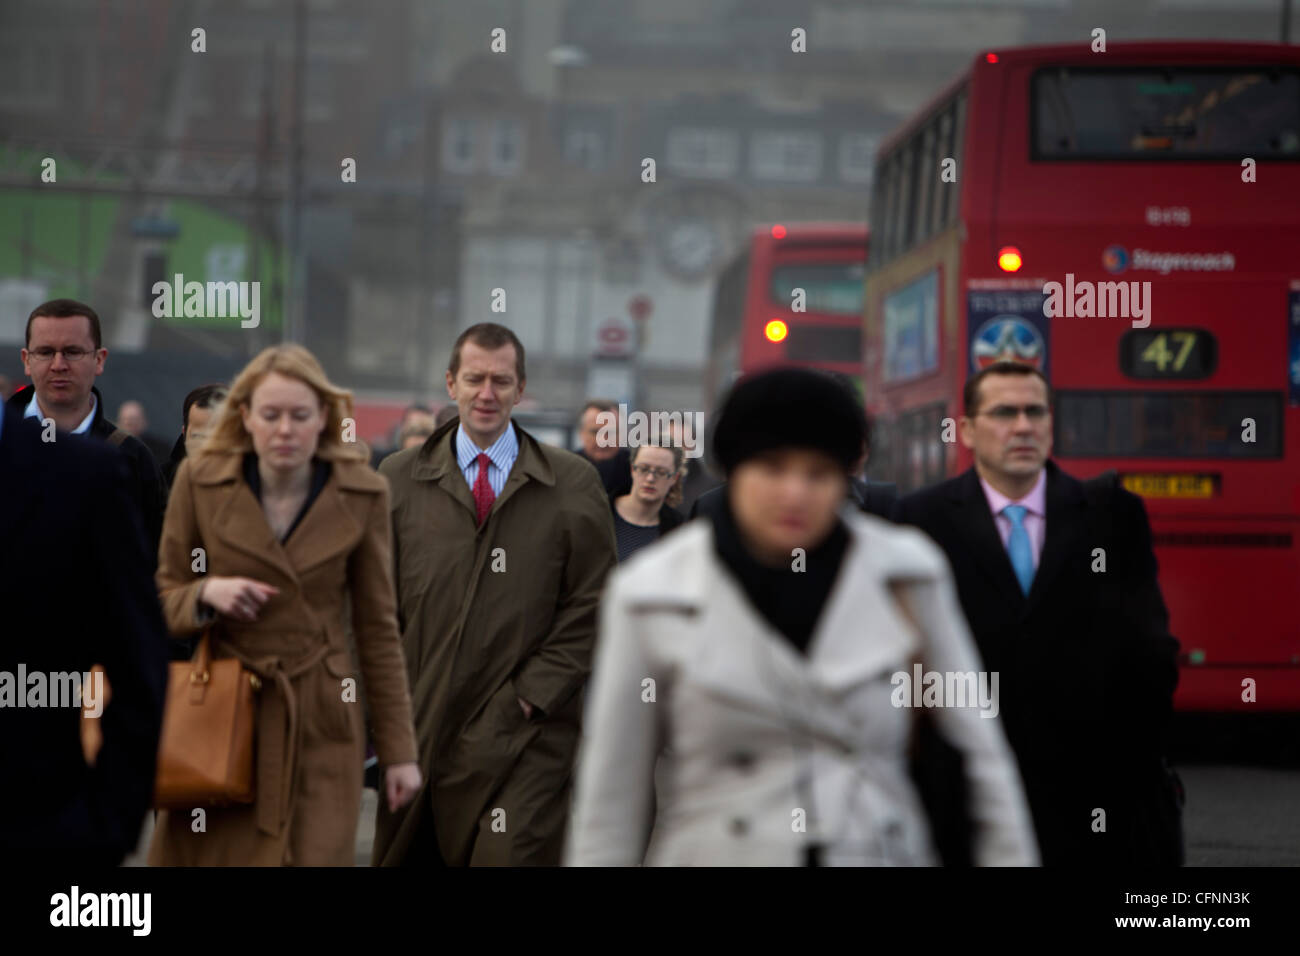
472,452,495,526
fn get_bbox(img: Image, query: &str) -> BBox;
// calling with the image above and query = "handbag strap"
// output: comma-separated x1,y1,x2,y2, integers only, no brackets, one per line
186,627,215,703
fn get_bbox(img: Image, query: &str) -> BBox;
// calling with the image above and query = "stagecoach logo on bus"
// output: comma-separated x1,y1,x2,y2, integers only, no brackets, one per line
967,288,1050,378
1103,245,1236,276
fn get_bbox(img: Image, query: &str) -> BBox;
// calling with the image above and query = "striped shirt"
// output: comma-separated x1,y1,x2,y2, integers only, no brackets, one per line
612,510,662,562
456,422,519,497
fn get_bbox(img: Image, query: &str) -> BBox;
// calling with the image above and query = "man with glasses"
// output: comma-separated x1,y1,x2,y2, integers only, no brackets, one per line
6,299,168,563
892,360,1181,867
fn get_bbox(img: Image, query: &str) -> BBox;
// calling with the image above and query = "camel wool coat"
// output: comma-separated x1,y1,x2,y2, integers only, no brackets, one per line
371,418,617,866
148,452,418,866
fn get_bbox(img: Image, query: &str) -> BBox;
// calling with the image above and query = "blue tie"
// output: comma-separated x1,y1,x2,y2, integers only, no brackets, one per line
1002,504,1035,596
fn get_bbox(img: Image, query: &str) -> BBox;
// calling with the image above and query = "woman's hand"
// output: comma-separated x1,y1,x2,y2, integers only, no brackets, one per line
384,762,423,812
199,576,280,623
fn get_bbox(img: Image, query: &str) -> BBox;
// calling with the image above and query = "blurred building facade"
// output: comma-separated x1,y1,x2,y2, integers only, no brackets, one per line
0,0,1289,433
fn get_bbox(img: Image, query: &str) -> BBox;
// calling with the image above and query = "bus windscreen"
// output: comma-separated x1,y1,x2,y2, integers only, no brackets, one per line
1033,67,1300,159
769,263,866,315
1055,391,1283,458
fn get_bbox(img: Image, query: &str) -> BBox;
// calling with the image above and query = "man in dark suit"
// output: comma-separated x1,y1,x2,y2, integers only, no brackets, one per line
0,403,170,864
892,360,1181,866
7,299,169,565
574,399,633,497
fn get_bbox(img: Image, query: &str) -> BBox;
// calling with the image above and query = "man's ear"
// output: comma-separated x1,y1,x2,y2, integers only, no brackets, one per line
958,416,976,450
445,370,456,398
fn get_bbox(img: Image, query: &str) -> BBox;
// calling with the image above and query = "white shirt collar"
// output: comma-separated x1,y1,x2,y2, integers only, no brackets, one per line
24,390,97,435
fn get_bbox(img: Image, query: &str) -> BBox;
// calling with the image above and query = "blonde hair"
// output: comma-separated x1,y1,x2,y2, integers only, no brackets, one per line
631,441,686,510
198,344,368,463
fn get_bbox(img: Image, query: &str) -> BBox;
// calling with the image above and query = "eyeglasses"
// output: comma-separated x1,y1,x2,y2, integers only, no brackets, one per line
976,404,1050,423
27,346,97,363
632,464,674,480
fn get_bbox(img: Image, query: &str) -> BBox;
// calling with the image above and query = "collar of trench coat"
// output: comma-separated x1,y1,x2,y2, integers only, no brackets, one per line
406,417,556,523
189,448,387,592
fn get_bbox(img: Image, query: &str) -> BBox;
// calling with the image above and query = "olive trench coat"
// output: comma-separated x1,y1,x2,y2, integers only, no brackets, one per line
371,418,617,866
148,452,419,866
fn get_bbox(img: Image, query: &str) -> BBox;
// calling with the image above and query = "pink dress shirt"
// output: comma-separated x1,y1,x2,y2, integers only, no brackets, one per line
979,469,1047,571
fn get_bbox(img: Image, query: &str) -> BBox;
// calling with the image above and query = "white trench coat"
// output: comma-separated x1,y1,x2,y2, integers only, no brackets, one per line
565,507,1039,866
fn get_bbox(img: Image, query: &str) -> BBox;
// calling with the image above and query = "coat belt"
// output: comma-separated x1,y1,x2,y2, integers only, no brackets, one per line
216,639,332,837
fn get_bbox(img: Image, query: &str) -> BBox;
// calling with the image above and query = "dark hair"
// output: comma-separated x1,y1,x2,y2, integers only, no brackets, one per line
448,323,526,383
26,299,102,350
182,383,228,428
711,368,867,475
579,398,617,422
963,361,1051,417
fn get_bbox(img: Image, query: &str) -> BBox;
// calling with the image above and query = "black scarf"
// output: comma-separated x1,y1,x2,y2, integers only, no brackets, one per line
709,491,850,655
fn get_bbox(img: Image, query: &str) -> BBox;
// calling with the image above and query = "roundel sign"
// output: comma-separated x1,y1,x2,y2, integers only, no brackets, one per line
970,315,1046,371
595,316,635,357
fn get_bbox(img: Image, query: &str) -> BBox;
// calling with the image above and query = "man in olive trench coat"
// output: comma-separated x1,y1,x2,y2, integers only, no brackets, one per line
372,324,618,866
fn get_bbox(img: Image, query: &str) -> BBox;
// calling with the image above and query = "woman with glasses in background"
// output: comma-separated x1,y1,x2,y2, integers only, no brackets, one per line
609,440,686,562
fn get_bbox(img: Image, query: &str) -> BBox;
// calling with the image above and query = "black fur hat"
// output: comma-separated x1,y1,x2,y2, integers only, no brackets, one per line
710,367,867,475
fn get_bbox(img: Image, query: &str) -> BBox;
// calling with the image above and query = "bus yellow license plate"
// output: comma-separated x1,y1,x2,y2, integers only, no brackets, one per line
1120,474,1215,498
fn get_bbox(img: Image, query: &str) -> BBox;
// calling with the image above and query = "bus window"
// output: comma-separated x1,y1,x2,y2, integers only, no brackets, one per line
769,263,866,316
932,108,955,236
784,325,864,363
895,142,915,253
881,156,900,261
1033,67,1300,159
915,125,936,245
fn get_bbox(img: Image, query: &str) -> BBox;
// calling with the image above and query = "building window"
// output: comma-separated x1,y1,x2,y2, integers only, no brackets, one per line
0,43,58,111
385,119,421,160
750,131,823,182
666,128,739,178
839,133,877,184
565,128,605,170
442,116,476,174
487,118,525,176
305,60,333,122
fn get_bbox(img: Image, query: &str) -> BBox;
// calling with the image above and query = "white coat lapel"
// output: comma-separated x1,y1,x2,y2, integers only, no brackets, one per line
806,508,925,692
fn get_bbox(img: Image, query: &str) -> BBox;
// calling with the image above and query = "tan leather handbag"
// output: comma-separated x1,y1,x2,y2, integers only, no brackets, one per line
153,628,262,809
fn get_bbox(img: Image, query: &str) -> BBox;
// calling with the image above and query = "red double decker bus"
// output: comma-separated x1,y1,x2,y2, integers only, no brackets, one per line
862,42,1300,711
706,222,868,411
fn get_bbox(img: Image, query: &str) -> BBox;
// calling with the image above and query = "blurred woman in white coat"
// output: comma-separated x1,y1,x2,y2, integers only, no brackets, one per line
566,368,1039,866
